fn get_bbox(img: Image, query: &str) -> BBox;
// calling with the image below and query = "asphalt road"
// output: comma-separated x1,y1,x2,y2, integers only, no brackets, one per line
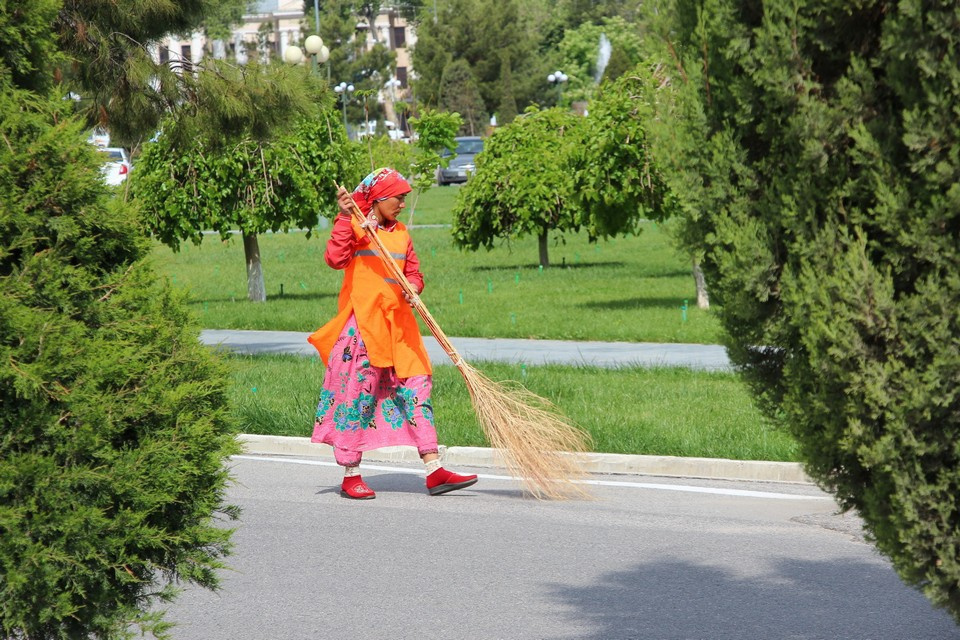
161,456,958,640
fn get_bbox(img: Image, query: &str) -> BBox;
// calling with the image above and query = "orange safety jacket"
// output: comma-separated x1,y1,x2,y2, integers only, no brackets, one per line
308,218,431,378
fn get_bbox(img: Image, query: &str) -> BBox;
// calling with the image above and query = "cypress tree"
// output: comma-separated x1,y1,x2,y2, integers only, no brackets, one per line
600,46,632,84
649,0,960,620
497,52,519,125
0,79,239,639
439,58,488,136
0,3,239,633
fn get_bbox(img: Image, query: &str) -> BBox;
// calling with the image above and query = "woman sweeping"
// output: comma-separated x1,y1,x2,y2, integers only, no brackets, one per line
308,168,478,500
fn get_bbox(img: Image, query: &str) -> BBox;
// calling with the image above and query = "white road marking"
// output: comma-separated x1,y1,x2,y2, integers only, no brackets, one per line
233,454,830,501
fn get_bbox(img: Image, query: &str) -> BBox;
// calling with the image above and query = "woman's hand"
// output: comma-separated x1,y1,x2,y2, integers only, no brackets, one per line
402,290,419,308
337,187,356,218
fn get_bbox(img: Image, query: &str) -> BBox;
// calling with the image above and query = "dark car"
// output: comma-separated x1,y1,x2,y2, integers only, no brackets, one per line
436,136,484,186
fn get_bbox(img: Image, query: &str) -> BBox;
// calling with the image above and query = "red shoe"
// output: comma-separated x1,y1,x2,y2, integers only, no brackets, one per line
340,476,376,500
426,467,478,496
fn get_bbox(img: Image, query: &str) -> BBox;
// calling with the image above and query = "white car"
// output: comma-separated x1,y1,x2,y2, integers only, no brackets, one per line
87,128,110,147
99,147,130,186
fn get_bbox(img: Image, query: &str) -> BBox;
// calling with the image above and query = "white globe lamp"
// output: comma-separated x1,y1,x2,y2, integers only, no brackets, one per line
304,35,324,55
283,45,304,65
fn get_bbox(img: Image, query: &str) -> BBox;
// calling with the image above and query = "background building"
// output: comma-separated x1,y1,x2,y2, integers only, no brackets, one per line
149,2,416,130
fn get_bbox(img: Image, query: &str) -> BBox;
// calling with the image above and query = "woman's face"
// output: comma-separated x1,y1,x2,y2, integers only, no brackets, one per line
374,193,407,223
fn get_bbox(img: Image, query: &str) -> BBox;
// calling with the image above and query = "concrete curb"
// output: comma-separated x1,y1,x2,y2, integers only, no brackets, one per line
238,434,814,485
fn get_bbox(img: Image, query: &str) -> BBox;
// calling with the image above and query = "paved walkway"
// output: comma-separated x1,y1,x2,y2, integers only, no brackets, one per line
200,329,733,371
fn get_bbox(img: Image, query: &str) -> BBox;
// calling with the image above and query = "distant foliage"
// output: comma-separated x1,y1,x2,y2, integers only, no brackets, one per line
601,46,633,83
646,0,960,620
361,135,418,179
572,62,678,238
411,0,553,120
0,84,239,638
438,58,488,135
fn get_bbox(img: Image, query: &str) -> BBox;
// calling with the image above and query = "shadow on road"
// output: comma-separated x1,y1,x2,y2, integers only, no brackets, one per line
547,557,957,640
312,473,531,500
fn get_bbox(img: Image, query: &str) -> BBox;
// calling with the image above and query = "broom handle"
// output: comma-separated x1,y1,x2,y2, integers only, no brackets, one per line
335,183,466,369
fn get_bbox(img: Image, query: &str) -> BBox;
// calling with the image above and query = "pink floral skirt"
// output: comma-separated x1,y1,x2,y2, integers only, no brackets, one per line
311,314,439,466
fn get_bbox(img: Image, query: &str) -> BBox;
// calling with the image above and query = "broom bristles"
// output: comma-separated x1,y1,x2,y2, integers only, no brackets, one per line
458,360,593,499
336,181,593,499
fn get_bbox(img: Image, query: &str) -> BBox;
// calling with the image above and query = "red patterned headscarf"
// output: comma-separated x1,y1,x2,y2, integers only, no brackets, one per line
351,167,412,215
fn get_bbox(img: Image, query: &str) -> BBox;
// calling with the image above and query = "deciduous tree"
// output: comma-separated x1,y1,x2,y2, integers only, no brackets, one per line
572,64,676,239
452,106,583,267
132,64,363,302
573,62,704,305
405,108,461,223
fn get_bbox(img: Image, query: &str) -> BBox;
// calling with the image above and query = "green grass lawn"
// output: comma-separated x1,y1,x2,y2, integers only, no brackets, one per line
227,354,798,462
151,186,723,343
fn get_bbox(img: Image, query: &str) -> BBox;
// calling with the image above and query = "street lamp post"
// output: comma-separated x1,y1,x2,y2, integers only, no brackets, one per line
303,35,329,79
384,78,401,100
383,77,403,138
547,70,568,106
333,81,355,139
283,35,329,80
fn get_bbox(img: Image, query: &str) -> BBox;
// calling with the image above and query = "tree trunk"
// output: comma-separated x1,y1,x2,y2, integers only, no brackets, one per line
366,10,378,44
538,230,549,268
693,257,710,309
243,232,266,303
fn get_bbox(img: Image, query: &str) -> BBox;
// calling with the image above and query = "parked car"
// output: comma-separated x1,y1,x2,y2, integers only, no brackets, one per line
436,136,484,186
98,147,130,186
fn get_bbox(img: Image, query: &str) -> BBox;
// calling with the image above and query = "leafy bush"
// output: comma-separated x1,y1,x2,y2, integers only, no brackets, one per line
573,62,679,237
358,135,417,180
409,108,462,188
0,84,239,638
648,0,960,621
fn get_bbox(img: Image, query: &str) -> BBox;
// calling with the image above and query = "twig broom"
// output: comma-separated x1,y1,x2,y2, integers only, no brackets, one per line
337,183,592,499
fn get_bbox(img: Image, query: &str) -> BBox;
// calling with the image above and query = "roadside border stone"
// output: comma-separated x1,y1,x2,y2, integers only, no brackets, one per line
237,434,813,484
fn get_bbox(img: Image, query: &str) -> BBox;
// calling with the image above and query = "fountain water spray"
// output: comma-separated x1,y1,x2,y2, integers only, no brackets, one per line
594,33,612,83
